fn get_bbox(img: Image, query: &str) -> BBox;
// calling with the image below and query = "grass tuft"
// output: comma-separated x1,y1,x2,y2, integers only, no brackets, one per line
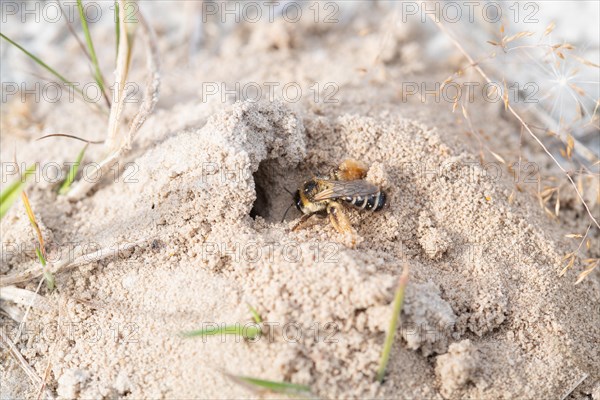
66,0,160,199
376,264,410,383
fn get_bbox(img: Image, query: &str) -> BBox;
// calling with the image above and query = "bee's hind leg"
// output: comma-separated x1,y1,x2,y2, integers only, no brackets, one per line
327,203,358,247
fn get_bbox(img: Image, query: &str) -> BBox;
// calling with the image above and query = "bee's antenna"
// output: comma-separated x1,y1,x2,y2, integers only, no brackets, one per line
282,186,294,198
281,186,297,222
281,202,295,223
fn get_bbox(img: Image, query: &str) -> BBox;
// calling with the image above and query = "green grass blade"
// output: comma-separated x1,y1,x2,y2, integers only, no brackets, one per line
247,303,262,324
35,248,55,291
114,1,120,61
59,144,88,195
0,165,36,219
124,3,138,73
35,247,47,267
182,324,262,340
0,181,24,219
77,0,110,107
0,33,85,98
228,374,312,396
376,265,410,383
43,270,56,291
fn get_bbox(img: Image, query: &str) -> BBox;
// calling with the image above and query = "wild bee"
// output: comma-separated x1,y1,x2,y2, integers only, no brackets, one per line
283,159,386,246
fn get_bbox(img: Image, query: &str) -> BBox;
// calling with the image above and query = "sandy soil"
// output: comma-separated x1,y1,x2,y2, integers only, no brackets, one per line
1,2,599,399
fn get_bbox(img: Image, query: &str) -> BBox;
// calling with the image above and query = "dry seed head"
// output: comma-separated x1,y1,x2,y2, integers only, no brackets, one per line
543,22,556,37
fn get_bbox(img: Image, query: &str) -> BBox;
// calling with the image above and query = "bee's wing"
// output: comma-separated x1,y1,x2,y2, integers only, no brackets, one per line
313,180,380,201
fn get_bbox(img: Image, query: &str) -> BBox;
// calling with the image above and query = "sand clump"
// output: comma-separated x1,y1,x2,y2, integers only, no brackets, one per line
417,211,451,260
1,5,599,399
435,339,480,398
401,281,457,356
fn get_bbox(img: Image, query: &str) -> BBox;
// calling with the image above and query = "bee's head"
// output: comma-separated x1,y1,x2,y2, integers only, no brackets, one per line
295,179,324,215
281,185,307,222
301,179,318,199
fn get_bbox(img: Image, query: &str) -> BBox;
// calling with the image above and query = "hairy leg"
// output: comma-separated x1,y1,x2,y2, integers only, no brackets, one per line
327,202,358,247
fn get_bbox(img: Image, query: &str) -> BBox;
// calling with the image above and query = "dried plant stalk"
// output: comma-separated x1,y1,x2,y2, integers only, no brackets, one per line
0,332,42,388
429,16,599,230
0,239,147,287
67,3,160,200
0,286,51,311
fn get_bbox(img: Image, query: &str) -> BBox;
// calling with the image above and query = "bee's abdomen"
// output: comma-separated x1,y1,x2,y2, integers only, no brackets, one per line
342,191,386,212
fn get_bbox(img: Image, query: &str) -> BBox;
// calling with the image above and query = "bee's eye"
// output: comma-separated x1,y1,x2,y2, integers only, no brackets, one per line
303,181,316,194
294,191,302,211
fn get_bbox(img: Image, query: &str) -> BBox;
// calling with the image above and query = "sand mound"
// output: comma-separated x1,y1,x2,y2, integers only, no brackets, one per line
2,100,598,399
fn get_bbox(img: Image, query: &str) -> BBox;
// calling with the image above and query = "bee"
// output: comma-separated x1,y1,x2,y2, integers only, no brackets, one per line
283,159,387,246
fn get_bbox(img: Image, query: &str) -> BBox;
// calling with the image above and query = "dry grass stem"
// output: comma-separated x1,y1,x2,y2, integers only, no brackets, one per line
104,0,131,153
1,303,25,323
429,16,600,231
14,277,45,341
67,3,160,200
529,107,599,167
0,331,42,387
0,286,51,311
0,239,148,287
560,373,589,400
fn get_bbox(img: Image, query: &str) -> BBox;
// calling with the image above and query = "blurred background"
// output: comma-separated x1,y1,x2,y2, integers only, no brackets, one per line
2,1,599,165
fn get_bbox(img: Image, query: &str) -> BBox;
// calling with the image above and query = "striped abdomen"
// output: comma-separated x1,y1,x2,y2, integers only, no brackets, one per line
341,191,386,211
